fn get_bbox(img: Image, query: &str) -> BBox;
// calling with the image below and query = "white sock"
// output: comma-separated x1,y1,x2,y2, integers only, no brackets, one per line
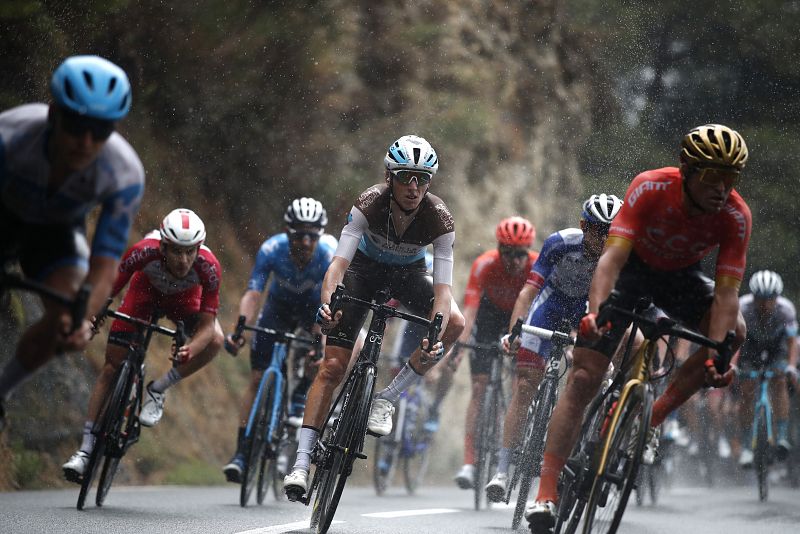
375,363,422,403
151,368,182,393
292,426,319,472
79,421,95,453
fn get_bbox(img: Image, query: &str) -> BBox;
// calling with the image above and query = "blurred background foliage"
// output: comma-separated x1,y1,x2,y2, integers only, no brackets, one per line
1,0,799,488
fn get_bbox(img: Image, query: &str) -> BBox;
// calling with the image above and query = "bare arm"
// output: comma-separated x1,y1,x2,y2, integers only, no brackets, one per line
508,283,540,333
587,243,631,314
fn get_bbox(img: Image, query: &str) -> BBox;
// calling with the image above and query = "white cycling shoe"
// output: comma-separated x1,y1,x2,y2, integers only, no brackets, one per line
485,472,508,502
526,500,557,533
367,398,394,436
139,382,166,427
454,464,475,489
283,468,309,501
739,448,754,469
62,450,90,482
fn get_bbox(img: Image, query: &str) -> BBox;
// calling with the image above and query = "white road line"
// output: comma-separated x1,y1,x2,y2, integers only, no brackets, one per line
361,508,460,518
234,519,344,534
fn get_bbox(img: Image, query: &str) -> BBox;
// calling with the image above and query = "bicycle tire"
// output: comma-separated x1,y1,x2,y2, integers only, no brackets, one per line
77,362,131,510
241,372,276,507
257,455,276,505
754,405,769,502
258,387,287,505
787,403,800,488
373,433,399,495
512,380,555,529
473,383,498,511
313,367,375,534
582,385,651,534
402,391,433,495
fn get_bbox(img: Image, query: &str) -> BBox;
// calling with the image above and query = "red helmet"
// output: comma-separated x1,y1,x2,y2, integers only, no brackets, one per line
495,217,535,247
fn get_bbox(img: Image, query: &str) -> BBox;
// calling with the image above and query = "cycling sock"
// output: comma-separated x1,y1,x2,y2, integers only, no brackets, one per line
80,420,95,453
777,420,789,442
235,427,245,455
292,425,319,472
0,357,31,401
651,381,690,428
464,432,475,465
375,362,421,403
497,447,511,475
536,452,567,503
151,368,182,393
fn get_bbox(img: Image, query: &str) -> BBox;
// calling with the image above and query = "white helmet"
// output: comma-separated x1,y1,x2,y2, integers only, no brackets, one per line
159,208,206,246
384,135,439,176
749,270,783,299
284,197,327,227
582,194,623,225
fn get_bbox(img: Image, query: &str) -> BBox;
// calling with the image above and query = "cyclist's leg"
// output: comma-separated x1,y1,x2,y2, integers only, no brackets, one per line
497,358,545,475
170,316,224,379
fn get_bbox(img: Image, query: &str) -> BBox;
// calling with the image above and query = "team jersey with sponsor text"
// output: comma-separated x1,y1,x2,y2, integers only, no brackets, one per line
464,248,539,312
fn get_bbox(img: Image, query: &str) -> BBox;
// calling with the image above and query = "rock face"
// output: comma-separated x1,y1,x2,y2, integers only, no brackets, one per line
0,1,592,489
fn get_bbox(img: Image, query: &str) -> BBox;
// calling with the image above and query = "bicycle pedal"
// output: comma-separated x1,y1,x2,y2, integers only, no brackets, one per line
285,487,306,502
355,451,367,460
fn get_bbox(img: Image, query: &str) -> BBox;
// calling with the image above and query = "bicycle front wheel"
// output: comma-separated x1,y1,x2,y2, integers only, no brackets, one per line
402,395,433,495
754,405,769,502
513,380,555,529
312,367,375,534
78,362,132,510
474,385,502,510
241,372,276,507
582,385,652,534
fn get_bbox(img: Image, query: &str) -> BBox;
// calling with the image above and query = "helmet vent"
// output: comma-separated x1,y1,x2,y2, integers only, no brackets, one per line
64,79,74,100
82,70,94,89
413,147,421,164
108,77,117,93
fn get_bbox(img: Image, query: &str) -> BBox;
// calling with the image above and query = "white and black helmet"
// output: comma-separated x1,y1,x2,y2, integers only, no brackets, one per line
582,193,623,225
384,135,439,176
284,197,328,228
160,208,206,246
749,270,784,299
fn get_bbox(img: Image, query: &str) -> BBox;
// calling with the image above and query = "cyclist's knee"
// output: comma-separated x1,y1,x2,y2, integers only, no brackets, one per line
207,328,224,355
444,309,465,341
318,351,349,385
568,364,605,404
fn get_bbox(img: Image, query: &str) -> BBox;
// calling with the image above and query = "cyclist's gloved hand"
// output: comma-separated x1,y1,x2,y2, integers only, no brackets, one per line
174,344,192,365
59,314,92,351
316,303,342,334
704,357,735,388
419,338,444,365
224,334,244,356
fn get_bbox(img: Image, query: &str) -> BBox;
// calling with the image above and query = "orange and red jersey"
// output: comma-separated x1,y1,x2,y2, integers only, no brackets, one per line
112,234,222,318
609,167,751,282
463,249,539,312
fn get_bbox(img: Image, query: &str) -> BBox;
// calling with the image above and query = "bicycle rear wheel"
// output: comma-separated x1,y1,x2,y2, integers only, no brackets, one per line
77,362,131,510
512,380,555,529
312,367,375,534
474,384,500,510
402,393,433,495
582,386,651,534
754,406,769,502
241,373,276,507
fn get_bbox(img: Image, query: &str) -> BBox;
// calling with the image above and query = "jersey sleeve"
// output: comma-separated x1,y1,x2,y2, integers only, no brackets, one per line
111,240,154,296
432,231,455,286
527,233,562,289
463,252,492,307
91,181,144,259
334,207,368,261
783,299,798,337
608,173,653,244
714,199,751,281
199,252,222,315
247,238,279,292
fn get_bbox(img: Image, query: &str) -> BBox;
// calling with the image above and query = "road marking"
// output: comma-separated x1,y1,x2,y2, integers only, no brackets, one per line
362,508,460,518
235,519,344,534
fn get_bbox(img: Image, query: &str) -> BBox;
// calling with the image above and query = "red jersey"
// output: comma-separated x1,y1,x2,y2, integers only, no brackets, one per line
113,235,222,316
609,167,751,280
463,249,539,312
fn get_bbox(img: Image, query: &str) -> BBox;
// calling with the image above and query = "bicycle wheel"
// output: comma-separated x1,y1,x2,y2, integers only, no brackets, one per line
256,454,277,505
97,371,140,507
473,384,499,511
76,362,131,510
582,386,651,534
754,405,769,502
241,372,276,507
512,380,555,529
258,392,286,505
373,433,399,495
402,393,433,495
312,367,375,534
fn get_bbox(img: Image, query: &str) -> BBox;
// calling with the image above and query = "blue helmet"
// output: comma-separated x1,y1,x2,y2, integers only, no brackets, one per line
50,55,131,120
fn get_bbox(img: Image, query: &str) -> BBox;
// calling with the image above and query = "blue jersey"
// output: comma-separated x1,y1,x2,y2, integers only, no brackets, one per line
0,103,144,258
247,232,337,306
521,228,596,356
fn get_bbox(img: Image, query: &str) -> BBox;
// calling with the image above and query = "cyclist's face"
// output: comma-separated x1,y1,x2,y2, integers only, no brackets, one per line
754,296,777,316
49,106,110,172
387,171,429,212
498,245,529,274
161,243,200,278
287,223,321,262
581,221,609,258
683,166,738,214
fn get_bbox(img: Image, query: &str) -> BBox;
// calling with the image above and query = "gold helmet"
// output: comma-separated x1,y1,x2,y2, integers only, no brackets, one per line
680,124,748,170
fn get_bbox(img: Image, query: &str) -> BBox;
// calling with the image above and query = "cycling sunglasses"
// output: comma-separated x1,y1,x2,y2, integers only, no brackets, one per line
498,246,529,259
391,169,433,186
695,167,739,189
59,108,115,141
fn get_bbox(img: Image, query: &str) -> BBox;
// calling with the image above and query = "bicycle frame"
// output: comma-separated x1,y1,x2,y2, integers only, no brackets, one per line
744,369,776,452
246,342,289,443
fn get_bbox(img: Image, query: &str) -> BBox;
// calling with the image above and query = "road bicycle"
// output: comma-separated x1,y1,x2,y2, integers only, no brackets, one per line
372,371,436,496
73,306,185,510
231,316,313,507
289,284,442,534
553,291,735,534
456,339,510,511
504,319,574,529
741,361,778,502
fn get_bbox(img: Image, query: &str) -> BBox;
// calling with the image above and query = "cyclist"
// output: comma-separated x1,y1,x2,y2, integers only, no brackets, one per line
62,209,224,479
484,194,622,501
451,217,539,489
283,134,465,498
221,198,336,483
527,124,750,532
736,270,798,467
0,55,143,431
